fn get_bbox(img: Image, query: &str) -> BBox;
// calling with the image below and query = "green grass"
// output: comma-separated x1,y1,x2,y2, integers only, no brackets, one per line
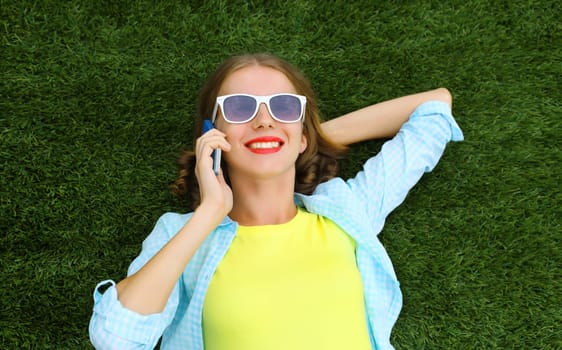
1,0,560,348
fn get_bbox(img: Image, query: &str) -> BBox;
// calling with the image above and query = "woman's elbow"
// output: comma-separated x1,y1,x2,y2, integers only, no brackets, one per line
435,87,453,107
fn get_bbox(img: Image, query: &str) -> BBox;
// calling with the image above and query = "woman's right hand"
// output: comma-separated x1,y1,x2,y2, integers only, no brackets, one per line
194,128,233,223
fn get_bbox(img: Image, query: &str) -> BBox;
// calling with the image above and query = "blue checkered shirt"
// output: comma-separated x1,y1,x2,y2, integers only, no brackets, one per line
89,101,463,349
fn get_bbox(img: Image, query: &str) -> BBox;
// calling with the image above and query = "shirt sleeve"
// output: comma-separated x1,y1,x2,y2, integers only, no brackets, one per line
345,101,463,233
89,213,186,349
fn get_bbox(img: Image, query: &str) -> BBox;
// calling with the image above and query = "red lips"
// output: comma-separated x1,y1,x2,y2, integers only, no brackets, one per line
244,136,284,154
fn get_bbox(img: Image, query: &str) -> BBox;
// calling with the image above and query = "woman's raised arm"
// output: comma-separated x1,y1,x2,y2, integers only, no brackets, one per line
321,88,452,146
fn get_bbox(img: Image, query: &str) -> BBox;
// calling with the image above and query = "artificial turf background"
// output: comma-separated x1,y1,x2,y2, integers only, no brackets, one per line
1,0,560,348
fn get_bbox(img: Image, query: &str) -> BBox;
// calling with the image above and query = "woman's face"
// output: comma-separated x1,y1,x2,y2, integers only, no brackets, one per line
214,65,308,181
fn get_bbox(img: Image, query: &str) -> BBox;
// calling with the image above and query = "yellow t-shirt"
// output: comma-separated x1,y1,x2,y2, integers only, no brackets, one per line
202,208,371,350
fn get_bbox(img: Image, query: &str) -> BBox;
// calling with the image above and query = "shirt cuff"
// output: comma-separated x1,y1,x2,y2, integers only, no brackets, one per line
93,280,165,344
412,101,464,142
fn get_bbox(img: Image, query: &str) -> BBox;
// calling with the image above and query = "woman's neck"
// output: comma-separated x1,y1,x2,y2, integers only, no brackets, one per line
228,173,297,226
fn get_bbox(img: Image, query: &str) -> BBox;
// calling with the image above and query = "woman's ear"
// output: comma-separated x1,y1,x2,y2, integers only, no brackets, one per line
299,133,308,153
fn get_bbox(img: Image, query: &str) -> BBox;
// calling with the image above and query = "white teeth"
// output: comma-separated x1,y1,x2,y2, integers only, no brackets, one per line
248,142,280,149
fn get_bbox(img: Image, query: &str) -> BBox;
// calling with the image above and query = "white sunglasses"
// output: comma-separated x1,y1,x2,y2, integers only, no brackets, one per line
211,93,306,124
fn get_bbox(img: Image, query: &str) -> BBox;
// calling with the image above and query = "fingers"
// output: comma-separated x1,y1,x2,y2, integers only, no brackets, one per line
196,129,230,159
195,129,230,179
195,129,234,215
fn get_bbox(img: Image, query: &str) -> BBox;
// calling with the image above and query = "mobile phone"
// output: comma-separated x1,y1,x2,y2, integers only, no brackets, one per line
202,119,222,176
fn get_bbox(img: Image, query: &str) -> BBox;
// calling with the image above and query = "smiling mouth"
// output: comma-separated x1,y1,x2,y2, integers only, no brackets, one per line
244,137,284,154
247,141,282,149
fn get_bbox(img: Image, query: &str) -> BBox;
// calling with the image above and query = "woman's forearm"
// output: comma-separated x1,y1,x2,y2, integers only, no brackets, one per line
115,204,221,315
321,88,452,146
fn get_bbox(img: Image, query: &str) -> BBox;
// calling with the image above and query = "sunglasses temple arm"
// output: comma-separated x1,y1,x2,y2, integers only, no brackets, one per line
211,102,219,123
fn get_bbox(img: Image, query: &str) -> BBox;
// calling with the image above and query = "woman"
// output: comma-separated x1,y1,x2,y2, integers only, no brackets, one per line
89,53,463,349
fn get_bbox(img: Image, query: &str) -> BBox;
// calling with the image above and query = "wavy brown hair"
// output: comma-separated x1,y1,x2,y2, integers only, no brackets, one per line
172,53,348,210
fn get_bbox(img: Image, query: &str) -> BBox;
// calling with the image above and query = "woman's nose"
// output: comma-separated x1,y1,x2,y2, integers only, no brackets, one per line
252,103,274,128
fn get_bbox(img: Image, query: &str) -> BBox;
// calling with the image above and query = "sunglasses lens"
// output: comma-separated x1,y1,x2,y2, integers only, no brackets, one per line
223,95,257,122
270,95,302,122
